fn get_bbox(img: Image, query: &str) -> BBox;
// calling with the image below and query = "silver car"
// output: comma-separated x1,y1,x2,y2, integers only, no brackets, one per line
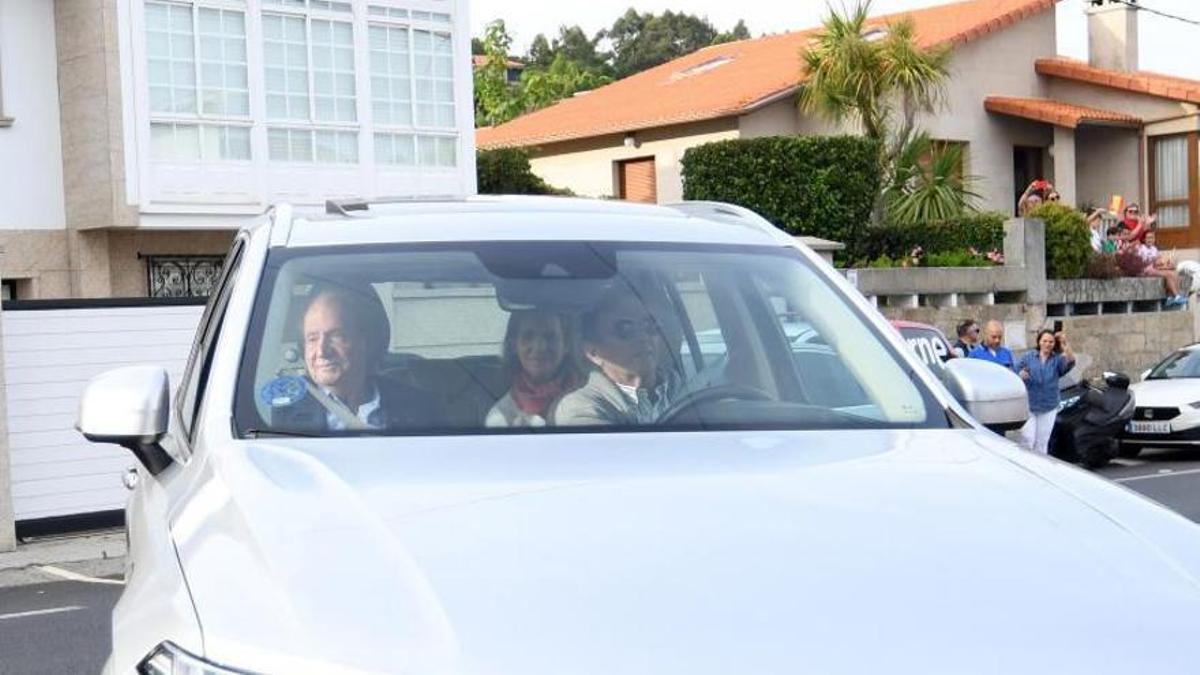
81,198,1200,674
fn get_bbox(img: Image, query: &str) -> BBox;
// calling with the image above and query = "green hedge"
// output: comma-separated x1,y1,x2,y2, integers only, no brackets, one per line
680,135,881,252
849,212,1006,265
476,148,569,195
1029,203,1091,279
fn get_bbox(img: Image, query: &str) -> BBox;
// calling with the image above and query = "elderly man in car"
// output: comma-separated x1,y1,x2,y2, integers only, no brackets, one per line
272,286,442,431
554,286,682,426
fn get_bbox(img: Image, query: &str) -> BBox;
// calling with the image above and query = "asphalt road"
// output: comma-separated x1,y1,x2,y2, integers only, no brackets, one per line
0,578,121,675
2,446,1200,675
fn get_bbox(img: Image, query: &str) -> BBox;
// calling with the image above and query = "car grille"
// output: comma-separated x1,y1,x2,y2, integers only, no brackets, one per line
1134,407,1181,421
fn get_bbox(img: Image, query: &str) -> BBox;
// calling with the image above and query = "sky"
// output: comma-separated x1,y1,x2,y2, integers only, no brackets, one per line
469,0,1200,80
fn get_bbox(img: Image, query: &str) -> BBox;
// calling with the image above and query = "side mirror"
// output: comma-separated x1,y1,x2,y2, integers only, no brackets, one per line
77,366,173,475
1103,371,1130,389
942,358,1029,432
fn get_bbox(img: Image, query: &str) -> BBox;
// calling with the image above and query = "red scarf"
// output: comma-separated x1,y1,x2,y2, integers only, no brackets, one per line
510,372,566,415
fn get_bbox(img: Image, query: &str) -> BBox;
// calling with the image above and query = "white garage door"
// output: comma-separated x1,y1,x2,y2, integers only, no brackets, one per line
4,302,204,521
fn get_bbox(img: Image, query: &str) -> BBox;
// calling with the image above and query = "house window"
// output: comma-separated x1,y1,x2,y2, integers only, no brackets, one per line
1150,134,1196,229
0,47,13,127
145,1,251,160
146,255,227,298
135,0,461,181
1,280,17,301
369,10,458,167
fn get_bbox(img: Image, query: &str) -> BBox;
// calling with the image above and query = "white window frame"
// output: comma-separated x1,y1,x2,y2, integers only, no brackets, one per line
122,0,475,214
367,8,458,169
0,51,14,127
142,0,254,165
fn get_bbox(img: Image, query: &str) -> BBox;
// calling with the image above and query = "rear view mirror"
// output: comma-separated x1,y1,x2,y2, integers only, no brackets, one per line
942,358,1029,432
77,366,173,475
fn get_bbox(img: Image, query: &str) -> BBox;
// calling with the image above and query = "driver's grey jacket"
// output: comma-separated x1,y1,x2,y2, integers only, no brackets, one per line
553,369,680,426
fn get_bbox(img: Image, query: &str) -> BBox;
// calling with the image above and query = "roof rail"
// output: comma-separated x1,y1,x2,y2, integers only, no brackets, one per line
664,201,792,244
325,199,370,215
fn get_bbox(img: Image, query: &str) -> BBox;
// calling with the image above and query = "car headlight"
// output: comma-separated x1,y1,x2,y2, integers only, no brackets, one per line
139,642,248,675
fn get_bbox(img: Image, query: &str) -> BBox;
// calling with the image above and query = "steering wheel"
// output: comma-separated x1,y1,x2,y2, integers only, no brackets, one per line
657,384,773,425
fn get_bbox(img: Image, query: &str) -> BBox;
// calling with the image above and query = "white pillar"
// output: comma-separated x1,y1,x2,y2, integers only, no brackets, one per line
1052,126,1077,207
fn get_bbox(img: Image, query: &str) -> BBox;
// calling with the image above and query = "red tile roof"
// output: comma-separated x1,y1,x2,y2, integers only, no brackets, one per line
472,55,525,70
477,0,1058,149
984,96,1142,128
1036,57,1200,105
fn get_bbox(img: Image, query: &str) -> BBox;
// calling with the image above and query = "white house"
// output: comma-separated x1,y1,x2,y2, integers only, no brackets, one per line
0,0,476,299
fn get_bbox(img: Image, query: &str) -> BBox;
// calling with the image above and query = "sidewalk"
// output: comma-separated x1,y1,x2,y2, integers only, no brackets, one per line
0,529,126,587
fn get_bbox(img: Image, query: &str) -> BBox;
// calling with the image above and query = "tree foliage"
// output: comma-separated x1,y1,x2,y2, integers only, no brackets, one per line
474,12,752,125
884,132,981,225
798,1,953,221
606,9,720,79
473,21,524,127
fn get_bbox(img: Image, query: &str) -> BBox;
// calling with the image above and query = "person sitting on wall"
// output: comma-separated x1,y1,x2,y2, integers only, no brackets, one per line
968,320,1015,370
1130,230,1187,308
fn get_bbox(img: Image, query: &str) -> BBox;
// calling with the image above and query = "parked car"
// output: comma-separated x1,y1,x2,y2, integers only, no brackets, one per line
81,198,1200,674
891,319,955,368
1121,344,1200,455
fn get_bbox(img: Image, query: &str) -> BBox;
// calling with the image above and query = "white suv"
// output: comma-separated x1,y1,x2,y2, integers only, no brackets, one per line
82,197,1200,674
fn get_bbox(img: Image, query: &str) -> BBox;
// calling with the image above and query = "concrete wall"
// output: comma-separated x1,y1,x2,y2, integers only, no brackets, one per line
0,0,68,230
1060,311,1193,379
1075,126,1141,210
528,118,740,201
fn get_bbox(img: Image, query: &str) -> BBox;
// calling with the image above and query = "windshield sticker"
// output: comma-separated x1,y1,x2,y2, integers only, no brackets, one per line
260,375,307,408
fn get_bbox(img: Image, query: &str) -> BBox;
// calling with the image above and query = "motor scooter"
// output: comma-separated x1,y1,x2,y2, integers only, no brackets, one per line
1048,360,1135,469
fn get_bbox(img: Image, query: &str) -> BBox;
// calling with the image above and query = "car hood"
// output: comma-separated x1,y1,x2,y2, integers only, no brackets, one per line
171,430,1200,675
1130,378,1200,408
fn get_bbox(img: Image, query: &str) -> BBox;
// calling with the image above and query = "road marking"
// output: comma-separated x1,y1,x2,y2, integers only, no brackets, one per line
36,565,124,586
1115,467,1200,483
0,606,84,621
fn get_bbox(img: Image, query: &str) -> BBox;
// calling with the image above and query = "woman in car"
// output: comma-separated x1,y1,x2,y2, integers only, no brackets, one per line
486,310,579,427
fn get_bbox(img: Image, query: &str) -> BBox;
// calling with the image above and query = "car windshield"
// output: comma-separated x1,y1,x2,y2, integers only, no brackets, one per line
234,241,947,436
1147,350,1200,380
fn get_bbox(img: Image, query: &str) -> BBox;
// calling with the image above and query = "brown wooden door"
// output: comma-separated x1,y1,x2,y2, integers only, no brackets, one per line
1150,132,1200,250
618,157,657,203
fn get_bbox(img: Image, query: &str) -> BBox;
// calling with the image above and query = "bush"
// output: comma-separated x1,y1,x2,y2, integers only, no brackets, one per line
1086,253,1123,279
850,212,1006,265
1029,203,1091,279
680,135,881,255
476,148,570,195
922,250,992,267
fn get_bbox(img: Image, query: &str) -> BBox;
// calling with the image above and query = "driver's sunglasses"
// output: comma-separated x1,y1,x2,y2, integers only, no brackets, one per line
609,318,657,341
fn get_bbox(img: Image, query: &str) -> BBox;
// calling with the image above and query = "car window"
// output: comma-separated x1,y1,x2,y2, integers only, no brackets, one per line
235,242,946,436
177,240,245,439
1148,350,1200,379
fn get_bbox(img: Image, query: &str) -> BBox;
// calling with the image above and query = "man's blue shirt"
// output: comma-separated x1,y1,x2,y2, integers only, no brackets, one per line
968,344,1015,370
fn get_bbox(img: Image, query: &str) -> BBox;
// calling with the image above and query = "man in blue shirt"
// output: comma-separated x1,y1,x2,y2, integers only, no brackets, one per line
968,320,1015,370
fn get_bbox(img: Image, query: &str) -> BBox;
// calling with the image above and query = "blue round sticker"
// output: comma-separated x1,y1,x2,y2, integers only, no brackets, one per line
260,375,307,408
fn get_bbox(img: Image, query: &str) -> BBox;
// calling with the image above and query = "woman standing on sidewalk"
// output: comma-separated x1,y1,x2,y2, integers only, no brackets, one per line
1016,329,1076,454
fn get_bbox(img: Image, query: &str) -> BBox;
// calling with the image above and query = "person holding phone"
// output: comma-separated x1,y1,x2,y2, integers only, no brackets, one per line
1015,329,1076,454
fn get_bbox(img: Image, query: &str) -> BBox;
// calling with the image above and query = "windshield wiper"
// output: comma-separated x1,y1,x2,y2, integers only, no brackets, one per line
243,428,326,439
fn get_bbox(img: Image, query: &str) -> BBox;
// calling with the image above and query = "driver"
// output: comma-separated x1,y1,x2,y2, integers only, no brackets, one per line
272,285,444,431
553,286,681,426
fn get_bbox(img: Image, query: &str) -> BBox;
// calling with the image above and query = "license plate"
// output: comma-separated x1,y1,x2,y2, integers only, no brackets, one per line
1129,421,1171,434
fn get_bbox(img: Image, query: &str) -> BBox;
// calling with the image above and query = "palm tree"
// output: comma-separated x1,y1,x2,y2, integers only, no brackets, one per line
799,1,955,220
885,132,982,225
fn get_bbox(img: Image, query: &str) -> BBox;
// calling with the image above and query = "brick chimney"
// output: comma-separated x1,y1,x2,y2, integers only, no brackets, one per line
1087,0,1139,71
